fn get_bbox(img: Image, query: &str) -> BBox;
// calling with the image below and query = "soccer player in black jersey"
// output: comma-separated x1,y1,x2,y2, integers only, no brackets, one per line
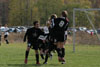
51,11,69,64
24,21,44,64
43,14,58,64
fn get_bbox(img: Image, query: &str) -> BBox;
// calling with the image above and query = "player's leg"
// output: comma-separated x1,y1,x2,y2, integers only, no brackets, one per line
56,34,66,64
38,40,45,60
24,45,30,64
40,48,44,60
39,43,45,60
43,49,49,64
53,34,62,62
33,43,40,64
4,35,9,44
60,34,67,64
43,42,51,64
35,49,40,64
60,42,66,64
56,42,62,62
48,43,56,60
43,44,56,64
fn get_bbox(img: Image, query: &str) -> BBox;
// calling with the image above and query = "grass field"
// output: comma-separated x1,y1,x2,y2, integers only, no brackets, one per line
0,43,100,67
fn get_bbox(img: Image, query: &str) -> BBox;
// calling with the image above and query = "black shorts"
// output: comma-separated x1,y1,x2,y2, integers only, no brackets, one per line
27,42,39,50
4,35,8,39
54,33,65,42
32,44,39,50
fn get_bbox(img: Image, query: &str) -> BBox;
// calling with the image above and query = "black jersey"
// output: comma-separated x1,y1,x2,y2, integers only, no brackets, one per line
51,17,69,33
50,17,69,42
24,27,44,43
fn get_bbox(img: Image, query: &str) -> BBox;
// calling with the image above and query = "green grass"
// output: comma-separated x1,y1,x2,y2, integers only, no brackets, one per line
0,43,100,67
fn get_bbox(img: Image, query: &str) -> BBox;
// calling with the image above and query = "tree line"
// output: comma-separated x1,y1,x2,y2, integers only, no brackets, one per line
1,0,100,28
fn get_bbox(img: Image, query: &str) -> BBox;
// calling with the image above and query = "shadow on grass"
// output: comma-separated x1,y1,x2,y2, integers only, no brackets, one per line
7,64,43,67
9,59,35,61
6,63,59,67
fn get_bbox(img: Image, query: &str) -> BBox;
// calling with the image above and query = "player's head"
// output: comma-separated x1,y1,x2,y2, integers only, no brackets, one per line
50,14,57,20
33,21,40,28
62,10,68,17
5,24,8,27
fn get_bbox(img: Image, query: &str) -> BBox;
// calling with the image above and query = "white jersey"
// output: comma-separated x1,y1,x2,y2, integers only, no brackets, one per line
38,35,47,40
38,26,49,41
5,27,9,32
4,32,9,36
4,27,9,36
43,26,49,34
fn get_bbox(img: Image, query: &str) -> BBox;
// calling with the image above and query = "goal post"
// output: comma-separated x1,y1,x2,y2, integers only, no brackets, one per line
73,8,100,53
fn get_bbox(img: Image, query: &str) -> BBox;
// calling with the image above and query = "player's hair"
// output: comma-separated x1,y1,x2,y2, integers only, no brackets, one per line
33,21,39,26
50,14,57,20
62,10,68,17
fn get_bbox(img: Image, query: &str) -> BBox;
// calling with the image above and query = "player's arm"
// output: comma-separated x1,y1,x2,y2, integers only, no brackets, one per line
65,20,69,31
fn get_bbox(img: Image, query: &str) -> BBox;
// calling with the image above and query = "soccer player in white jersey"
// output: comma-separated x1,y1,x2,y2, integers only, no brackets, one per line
4,24,9,44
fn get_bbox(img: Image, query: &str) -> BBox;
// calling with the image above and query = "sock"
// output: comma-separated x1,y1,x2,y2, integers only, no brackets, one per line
61,48,65,58
25,51,29,59
36,54,39,63
56,48,62,57
40,54,44,59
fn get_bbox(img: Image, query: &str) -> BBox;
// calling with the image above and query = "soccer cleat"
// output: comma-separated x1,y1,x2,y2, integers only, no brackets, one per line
43,62,48,64
61,62,66,64
61,61,66,64
24,59,27,64
61,58,66,64
36,62,40,65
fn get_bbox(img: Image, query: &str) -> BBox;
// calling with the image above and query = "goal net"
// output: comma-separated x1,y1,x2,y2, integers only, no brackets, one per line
72,8,100,52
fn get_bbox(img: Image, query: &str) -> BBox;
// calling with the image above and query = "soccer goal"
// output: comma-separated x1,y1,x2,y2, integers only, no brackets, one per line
73,8,100,52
